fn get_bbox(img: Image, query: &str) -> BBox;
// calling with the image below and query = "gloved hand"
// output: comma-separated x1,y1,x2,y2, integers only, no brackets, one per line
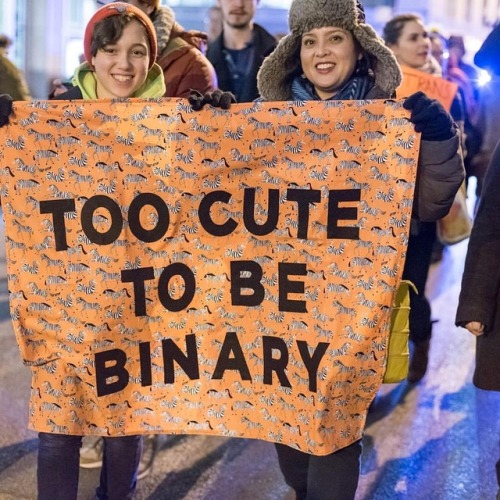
0,94,13,127
188,89,236,111
403,91,456,141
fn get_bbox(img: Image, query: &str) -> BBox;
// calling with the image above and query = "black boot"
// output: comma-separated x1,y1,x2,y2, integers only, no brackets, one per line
407,339,430,383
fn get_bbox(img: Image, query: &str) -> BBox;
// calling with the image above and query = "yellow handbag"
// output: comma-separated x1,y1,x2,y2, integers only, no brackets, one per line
436,182,472,245
383,280,418,384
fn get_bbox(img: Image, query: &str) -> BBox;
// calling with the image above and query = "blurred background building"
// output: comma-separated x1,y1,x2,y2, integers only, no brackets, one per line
0,0,499,98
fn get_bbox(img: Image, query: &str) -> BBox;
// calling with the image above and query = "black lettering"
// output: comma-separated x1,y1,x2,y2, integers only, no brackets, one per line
81,195,123,245
243,188,279,236
139,342,152,387
158,263,196,312
213,332,251,380
286,189,321,239
327,189,360,239
121,267,155,316
95,349,129,396
262,335,291,387
297,340,329,392
162,334,199,383
230,260,264,306
199,190,237,236
279,262,307,312
128,193,169,243
40,199,76,251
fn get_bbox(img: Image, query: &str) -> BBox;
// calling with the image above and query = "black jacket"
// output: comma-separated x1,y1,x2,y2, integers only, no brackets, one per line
206,24,276,103
456,140,500,391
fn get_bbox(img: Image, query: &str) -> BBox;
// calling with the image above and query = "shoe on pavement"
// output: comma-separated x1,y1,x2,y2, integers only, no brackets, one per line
137,435,159,480
407,340,430,383
80,436,104,469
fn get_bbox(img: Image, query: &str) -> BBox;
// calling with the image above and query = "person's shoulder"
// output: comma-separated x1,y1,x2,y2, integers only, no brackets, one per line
253,24,278,43
0,54,19,73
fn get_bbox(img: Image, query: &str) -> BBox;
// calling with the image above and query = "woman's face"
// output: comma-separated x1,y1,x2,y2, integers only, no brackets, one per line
388,20,430,69
300,27,361,100
92,19,150,99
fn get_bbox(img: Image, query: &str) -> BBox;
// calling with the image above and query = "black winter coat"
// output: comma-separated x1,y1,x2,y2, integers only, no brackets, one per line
456,140,500,391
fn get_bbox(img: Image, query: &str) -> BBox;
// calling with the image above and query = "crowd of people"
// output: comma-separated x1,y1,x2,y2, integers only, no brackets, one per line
0,0,498,499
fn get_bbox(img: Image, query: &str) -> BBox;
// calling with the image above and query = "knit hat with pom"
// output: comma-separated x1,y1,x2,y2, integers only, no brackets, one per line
84,2,158,69
257,0,402,100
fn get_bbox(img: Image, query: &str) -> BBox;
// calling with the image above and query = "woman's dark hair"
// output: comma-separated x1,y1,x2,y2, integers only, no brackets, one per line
382,13,422,46
90,13,140,57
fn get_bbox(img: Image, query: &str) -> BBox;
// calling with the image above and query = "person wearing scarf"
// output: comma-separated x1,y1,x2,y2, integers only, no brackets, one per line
256,1,464,498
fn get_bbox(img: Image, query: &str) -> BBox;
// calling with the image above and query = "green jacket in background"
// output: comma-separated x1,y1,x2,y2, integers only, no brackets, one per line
0,54,31,101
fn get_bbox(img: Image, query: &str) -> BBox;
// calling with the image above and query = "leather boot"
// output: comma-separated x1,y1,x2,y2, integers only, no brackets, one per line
407,339,430,383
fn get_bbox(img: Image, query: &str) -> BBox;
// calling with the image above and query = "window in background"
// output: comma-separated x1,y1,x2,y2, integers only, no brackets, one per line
69,0,84,28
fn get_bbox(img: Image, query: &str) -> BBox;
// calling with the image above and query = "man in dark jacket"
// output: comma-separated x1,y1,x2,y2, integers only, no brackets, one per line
206,0,277,102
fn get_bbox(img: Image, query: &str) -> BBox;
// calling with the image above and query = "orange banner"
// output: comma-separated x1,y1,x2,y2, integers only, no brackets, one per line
0,98,419,454
397,65,459,111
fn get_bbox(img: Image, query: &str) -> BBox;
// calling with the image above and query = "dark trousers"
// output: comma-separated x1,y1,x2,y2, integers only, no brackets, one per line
402,221,437,344
37,432,142,500
274,439,362,500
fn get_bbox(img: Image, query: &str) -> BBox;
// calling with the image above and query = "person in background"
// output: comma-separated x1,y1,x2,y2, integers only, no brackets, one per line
206,0,276,102
51,0,217,99
0,3,165,498
472,23,500,204
125,0,218,95
0,34,31,101
383,13,465,383
254,0,464,497
205,4,223,42
446,33,483,199
455,137,500,500
448,34,480,100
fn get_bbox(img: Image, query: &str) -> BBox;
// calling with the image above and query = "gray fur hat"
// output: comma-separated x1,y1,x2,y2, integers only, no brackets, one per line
257,0,402,100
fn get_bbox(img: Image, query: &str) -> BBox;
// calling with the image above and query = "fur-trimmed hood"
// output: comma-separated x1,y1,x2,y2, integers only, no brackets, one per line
257,0,402,101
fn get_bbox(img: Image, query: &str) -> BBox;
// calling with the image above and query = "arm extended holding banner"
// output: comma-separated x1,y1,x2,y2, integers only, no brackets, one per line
404,92,465,222
0,94,13,127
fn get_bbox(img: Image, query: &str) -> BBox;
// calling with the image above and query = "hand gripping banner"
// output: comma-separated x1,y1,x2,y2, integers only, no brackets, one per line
0,98,419,454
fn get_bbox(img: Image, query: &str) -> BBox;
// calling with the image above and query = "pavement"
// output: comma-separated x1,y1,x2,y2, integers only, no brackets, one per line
0,197,499,499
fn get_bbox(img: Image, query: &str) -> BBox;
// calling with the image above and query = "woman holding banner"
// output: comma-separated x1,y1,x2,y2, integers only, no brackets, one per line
0,3,165,499
382,13,467,384
253,0,464,498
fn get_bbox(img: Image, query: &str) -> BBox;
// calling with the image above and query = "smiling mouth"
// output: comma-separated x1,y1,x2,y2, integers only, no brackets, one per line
113,75,133,82
316,63,335,70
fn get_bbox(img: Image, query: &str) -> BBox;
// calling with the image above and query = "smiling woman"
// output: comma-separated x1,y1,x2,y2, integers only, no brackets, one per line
35,4,165,500
55,1,165,101
91,20,152,98
300,27,361,100
255,0,464,499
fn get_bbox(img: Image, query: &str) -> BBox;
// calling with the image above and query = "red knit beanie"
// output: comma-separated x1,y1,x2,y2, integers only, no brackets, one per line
84,2,158,69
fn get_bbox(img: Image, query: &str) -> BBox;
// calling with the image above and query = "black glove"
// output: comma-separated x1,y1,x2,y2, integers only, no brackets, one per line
0,94,13,127
403,91,456,141
188,89,236,111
